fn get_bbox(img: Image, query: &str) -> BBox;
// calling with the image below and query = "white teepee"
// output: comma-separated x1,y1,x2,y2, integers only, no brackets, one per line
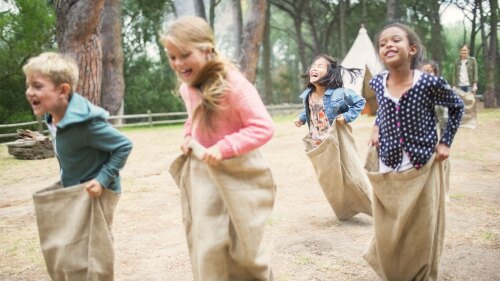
342,26,385,115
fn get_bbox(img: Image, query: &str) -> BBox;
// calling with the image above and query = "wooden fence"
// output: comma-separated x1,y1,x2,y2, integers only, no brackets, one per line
0,103,303,142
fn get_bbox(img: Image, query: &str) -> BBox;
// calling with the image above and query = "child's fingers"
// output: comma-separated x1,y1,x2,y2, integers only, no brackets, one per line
85,183,102,198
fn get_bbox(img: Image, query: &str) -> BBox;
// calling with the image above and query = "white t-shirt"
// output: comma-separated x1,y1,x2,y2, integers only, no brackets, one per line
47,123,59,158
458,59,470,86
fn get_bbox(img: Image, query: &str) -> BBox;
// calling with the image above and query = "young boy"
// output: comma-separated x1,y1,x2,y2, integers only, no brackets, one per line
24,52,132,280
24,52,132,195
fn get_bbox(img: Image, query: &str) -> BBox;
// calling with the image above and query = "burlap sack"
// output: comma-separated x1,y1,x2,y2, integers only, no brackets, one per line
456,88,477,129
303,122,372,220
169,141,276,281
33,182,119,281
363,146,446,281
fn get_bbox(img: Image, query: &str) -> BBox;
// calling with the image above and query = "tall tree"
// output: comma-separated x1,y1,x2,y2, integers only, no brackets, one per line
386,0,398,22
239,0,267,83
55,0,105,105
100,0,124,116
428,0,445,66
231,0,243,60
483,0,497,108
338,0,347,55
469,0,479,55
262,0,272,104
194,0,206,19
271,0,308,72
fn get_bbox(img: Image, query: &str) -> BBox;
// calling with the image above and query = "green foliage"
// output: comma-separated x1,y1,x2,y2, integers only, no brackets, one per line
0,0,56,124
121,0,182,114
123,55,184,114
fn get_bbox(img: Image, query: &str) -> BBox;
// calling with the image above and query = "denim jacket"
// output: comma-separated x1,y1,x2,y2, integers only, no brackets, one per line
298,87,366,127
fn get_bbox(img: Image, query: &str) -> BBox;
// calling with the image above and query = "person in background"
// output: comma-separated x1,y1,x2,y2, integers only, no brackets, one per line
421,59,448,133
452,44,478,95
421,59,452,202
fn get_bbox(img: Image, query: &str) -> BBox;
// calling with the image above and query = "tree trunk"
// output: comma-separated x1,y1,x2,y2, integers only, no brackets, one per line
293,1,307,73
194,0,206,19
338,0,346,56
263,0,272,104
484,0,498,108
386,0,398,22
231,0,243,60
429,0,444,66
55,0,105,105
239,0,266,83
362,0,367,19
100,0,124,116
469,0,479,55
209,0,216,29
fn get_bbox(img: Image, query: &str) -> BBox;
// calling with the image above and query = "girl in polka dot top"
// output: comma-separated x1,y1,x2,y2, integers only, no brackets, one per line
368,23,464,172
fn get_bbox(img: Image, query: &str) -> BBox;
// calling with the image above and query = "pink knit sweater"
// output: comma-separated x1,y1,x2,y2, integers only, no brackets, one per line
180,70,275,159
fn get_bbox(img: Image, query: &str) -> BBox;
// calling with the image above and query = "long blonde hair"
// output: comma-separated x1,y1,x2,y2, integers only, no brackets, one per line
160,15,232,126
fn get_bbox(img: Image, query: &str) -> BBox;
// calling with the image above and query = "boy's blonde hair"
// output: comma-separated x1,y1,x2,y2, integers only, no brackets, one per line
160,15,232,127
23,52,79,93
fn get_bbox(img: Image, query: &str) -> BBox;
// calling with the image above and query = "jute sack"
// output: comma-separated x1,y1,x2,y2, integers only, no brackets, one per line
456,88,477,129
33,182,119,281
303,122,372,220
169,141,276,281
363,146,446,281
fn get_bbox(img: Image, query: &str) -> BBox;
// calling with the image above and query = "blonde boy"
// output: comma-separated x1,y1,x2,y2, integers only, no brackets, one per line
24,52,132,280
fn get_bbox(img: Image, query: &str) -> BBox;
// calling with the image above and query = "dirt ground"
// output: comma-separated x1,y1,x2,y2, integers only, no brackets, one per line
1,104,499,281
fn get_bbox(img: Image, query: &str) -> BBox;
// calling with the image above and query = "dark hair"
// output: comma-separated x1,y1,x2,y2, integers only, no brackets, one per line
421,59,440,76
300,54,361,89
374,22,425,69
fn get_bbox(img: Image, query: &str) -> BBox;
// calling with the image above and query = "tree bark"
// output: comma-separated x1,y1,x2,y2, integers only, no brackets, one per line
484,0,498,108
55,0,105,105
263,0,272,104
231,0,243,60
469,0,479,55
194,0,206,20
386,0,398,22
239,0,267,83
100,0,124,116
209,0,216,29
429,0,444,66
338,0,347,56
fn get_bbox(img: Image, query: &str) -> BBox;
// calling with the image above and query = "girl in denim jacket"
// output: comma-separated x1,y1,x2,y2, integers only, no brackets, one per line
293,54,372,221
294,54,365,147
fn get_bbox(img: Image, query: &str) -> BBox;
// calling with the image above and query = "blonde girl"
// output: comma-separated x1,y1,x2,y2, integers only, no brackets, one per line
365,23,464,280
162,16,275,281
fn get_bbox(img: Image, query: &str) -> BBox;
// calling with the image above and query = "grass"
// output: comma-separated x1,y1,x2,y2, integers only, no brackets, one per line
295,255,313,265
477,108,500,121
453,151,487,161
480,230,495,241
449,193,466,200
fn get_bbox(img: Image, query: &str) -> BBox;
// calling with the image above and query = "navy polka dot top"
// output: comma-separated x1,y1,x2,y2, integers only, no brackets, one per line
372,71,464,169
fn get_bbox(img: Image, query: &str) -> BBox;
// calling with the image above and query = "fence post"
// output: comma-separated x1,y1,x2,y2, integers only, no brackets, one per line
37,116,43,134
147,110,152,127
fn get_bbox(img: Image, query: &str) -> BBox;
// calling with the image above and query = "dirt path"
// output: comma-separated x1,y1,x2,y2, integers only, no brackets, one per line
1,106,499,281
